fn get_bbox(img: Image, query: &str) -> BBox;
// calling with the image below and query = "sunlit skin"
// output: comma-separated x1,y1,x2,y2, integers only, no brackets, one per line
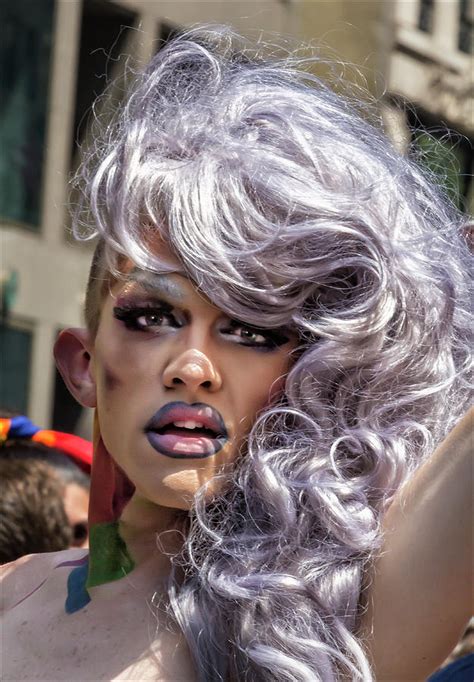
57,255,300,568
91,269,297,515
1,258,471,681
0,260,299,681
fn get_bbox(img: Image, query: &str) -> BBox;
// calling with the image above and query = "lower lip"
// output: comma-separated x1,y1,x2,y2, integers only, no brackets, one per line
146,431,227,459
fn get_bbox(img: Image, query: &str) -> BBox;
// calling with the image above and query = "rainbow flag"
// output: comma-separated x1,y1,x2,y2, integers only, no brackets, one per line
66,415,135,613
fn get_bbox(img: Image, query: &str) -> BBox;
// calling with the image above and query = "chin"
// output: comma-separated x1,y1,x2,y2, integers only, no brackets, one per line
143,477,199,511
156,474,229,511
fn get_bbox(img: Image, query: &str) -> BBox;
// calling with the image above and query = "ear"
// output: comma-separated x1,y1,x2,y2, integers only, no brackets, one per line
54,328,97,408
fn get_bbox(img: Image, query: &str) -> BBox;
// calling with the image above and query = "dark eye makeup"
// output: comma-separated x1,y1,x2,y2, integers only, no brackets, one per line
113,301,291,350
219,320,291,350
113,304,180,331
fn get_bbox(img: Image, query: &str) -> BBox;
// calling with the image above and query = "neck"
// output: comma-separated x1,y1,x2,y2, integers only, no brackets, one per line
118,493,187,567
65,426,190,613
65,494,188,614
86,491,187,589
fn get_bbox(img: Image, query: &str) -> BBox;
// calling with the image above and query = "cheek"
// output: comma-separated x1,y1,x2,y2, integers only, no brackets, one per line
91,332,125,396
244,356,289,407
230,355,290,441
94,335,146,401
95,359,126,411
94,328,165,397
102,363,123,392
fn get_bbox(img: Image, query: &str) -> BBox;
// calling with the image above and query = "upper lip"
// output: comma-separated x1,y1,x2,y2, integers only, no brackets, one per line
145,401,228,438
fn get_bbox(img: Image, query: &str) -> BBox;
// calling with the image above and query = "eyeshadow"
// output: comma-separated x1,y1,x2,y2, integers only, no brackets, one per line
127,270,186,303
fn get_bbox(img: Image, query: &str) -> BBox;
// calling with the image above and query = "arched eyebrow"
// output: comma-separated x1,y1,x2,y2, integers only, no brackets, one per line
126,268,186,303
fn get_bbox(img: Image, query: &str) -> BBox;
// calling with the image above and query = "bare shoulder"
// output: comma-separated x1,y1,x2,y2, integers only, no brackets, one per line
1,550,198,681
1,549,87,613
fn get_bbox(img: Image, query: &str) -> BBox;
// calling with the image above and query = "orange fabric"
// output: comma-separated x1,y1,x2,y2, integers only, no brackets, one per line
0,418,12,442
0,416,92,474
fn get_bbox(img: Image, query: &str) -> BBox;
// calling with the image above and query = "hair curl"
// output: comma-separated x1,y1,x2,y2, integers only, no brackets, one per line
74,27,472,681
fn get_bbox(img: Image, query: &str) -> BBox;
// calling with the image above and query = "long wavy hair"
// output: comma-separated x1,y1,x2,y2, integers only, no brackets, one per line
74,27,472,681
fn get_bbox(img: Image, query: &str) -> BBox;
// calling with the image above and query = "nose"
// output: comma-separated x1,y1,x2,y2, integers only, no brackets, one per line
162,349,222,393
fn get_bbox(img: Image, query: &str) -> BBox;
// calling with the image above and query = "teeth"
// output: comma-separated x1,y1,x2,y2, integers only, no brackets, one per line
198,407,214,419
172,420,204,430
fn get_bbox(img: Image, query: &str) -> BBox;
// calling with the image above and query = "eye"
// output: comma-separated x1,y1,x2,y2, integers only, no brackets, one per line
136,311,169,328
232,327,268,344
220,321,290,349
113,305,180,332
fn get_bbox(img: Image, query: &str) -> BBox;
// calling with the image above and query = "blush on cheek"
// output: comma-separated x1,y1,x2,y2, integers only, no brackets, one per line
103,364,123,392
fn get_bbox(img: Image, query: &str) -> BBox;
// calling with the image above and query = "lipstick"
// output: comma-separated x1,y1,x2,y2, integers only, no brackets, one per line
144,402,229,459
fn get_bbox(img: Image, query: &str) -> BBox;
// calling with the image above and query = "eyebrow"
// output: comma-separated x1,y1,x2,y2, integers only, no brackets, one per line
126,269,186,303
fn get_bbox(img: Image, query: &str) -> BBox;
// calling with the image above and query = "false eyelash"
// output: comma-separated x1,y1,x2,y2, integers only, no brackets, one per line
113,305,173,331
224,321,291,349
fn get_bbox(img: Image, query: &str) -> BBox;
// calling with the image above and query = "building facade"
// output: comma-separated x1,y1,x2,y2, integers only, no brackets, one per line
383,0,473,212
1,0,471,436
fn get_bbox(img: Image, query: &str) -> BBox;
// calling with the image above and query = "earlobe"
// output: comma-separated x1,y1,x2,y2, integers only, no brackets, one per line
54,328,97,408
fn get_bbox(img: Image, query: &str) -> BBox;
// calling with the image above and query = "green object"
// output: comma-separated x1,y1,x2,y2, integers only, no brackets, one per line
86,521,135,589
0,0,54,227
0,324,31,414
415,131,466,210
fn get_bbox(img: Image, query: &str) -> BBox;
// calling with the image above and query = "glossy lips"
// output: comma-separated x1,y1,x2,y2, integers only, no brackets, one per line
144,401,229,459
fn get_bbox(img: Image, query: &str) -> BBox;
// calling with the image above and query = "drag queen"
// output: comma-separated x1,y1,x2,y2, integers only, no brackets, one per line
2,28,472,682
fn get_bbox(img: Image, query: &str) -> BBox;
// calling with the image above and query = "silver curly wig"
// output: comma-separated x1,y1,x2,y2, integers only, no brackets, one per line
74,27,472,682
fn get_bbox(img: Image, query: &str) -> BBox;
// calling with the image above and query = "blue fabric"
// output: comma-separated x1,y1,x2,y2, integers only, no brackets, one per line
428,654,474,682
9,415,40,439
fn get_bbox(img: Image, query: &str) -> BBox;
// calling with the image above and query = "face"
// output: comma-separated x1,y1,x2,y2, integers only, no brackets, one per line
63,483,89,548
88,266,297,510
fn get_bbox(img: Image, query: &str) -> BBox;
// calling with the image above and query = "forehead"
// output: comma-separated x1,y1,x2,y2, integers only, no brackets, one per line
124,268,187,298
110,265,219,313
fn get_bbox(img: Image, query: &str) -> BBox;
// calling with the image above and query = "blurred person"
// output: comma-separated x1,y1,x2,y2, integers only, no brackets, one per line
0,458,72,564
0,28,472,681
0,416,92,548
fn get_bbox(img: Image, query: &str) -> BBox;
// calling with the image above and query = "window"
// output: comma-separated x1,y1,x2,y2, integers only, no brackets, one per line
158,22,180,52
71,0,136,162
0,323,33,414
418,0,435,33
459,0,473,53
0,0,55,228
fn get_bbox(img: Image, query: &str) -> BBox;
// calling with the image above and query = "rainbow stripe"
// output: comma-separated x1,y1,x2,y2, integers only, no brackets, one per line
65,419,135,613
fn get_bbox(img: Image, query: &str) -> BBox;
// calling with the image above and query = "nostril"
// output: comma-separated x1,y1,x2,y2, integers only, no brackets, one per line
201,380,212,388
172,378,184,385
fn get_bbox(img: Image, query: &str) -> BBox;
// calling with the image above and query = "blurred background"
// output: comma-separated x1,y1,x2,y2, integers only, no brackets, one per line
1,0,473,439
